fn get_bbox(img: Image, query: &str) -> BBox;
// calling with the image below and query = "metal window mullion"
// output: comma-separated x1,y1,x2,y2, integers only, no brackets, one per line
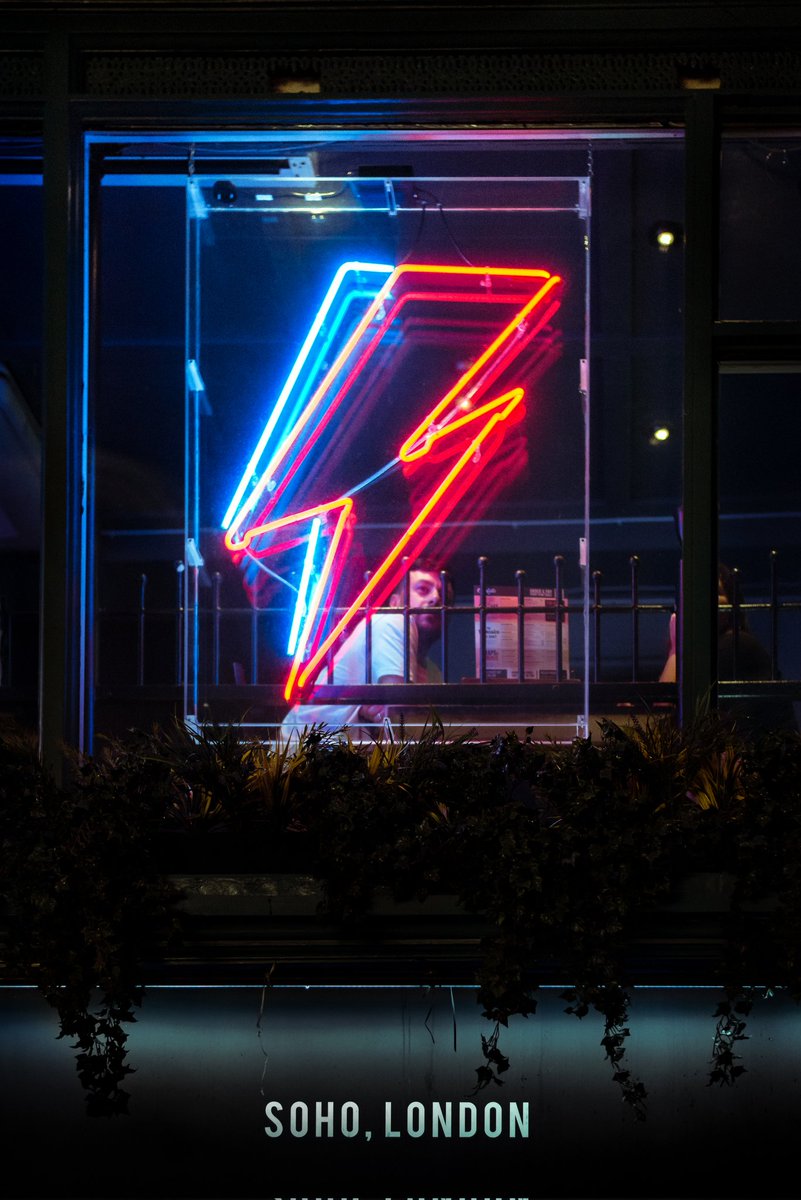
681,91,721,723
40,30,88,768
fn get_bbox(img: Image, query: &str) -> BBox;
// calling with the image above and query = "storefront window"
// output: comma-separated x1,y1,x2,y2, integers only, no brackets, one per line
718,369,801,725
0,139,42,729
89,130,683,744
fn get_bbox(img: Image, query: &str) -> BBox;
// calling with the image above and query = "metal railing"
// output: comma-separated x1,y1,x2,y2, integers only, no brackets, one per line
89,552,676,692
4,549,801,709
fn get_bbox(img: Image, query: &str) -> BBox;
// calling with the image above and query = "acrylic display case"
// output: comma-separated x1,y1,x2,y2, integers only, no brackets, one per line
182,135,592,739
12,118,800,748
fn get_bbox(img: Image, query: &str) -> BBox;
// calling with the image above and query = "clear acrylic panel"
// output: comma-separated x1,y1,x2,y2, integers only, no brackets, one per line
184,134,591,739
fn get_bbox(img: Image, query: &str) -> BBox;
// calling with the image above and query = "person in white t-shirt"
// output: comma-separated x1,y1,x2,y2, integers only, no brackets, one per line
281,561,448,741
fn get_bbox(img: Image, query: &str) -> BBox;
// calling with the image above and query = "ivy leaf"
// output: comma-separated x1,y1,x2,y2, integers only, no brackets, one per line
473,1066,497,1090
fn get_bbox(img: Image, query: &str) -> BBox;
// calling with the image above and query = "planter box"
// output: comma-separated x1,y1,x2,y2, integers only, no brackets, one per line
154,829,314,874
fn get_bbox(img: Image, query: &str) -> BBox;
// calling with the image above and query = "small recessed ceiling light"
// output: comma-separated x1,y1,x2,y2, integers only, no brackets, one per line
650,221,683,252
651,426,671,443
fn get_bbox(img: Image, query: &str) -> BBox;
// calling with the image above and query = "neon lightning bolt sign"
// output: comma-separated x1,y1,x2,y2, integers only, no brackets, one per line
223,261,563,701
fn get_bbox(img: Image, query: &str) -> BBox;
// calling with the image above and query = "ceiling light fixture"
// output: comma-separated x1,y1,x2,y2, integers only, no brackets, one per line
650,222,683,252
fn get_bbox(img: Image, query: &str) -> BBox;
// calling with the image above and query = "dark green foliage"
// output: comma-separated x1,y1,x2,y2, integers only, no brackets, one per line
4,710,801,1119
0,722,182,1116
708,992,752,1087
104,718,267,833
306,714,801,1117
472,1021,510,1092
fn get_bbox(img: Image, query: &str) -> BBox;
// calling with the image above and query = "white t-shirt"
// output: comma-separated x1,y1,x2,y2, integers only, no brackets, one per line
281,612,419,740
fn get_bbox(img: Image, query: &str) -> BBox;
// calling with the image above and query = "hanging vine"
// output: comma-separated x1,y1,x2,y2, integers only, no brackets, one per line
3,711,801,1117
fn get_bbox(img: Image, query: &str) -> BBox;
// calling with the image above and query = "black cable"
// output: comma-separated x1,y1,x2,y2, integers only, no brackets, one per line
435,201,475,267
404,185,476,267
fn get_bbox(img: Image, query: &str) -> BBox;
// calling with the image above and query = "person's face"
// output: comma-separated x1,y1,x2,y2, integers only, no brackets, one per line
391,570,444,634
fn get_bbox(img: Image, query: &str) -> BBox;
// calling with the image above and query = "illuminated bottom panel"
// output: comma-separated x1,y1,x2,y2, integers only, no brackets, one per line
1,985,799,1199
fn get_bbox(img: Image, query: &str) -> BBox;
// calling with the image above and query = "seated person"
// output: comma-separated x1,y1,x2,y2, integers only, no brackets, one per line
281,558,449,740
660,564,772,683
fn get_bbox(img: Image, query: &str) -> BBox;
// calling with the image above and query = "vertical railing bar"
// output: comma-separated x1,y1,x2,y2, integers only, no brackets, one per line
592,570,602,683
630,554,640,684
250,602,259,686
363,569,373,684
137,573,147,687
731,566,741,678
4,604,15,689
212,571,222,687
478,556,488,684
403,567,412,683
515,568,526,682
9,608,17,689
0,595,7,687
553,554,564,683
91,595,99,692
770,549,779,681
174,560,185,687
8,610,15,689
440,570,449,683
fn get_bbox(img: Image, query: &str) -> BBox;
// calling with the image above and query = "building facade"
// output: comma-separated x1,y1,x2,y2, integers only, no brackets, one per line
2,2,801,760
3,7,801,1199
